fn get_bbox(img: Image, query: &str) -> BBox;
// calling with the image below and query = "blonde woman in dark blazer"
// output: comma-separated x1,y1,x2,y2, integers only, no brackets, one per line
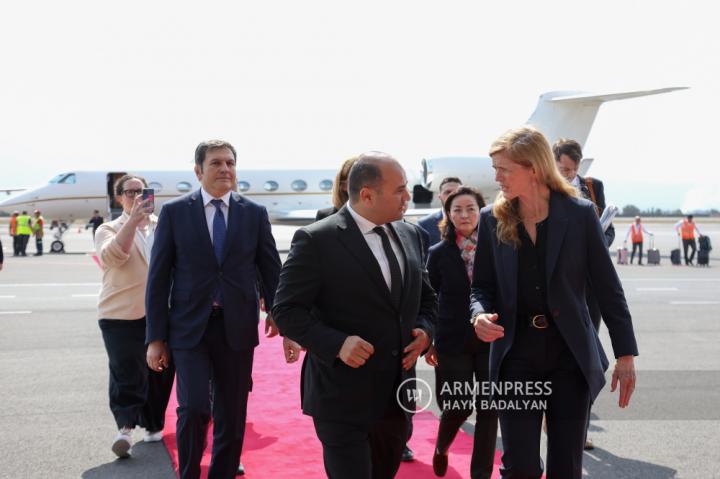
471,127,637,478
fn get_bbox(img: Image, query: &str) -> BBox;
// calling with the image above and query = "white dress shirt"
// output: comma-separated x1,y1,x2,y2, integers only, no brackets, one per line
346,203,405,291
201,188,231,244
570,175,581,191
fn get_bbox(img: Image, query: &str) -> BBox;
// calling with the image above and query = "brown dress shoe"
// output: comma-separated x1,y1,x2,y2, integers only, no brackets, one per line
432,448,448,476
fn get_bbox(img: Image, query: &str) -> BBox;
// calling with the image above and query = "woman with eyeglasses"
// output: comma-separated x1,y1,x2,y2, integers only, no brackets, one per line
424,186,497,478
95,174,175,458
470,127,638,478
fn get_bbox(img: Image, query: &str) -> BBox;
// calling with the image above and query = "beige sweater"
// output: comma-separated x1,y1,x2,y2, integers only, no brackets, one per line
95,213,157,320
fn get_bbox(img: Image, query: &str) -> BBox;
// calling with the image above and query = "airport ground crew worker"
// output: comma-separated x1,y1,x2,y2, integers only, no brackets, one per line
32,210,45,256
624,216,653,265
15,211,33,257
675,215,703,265
9,211,19,256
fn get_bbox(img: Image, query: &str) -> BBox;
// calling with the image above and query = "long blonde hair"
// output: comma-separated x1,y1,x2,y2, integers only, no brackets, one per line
332,157,358,209
489,126,578,247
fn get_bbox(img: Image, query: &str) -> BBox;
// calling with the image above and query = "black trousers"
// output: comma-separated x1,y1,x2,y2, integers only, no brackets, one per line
35,237,43,255
313,398,408,479
435,347,498,479
498,321,589,479
682,238,696,265
17,234,30,255
12,235,21,255
99,318,175,431
173,309,254,479
630,241,643,264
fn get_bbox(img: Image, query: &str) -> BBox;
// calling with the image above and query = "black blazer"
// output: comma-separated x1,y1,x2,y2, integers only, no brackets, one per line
315,206,338,221
469,192,638,401
417,209,443,247
578,175,615,247
427,239,488,355
272,206,437,424
146,189,282,351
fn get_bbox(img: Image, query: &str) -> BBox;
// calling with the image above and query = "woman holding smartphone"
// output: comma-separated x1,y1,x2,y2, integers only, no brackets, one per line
425,186,497,478
95,174,174,458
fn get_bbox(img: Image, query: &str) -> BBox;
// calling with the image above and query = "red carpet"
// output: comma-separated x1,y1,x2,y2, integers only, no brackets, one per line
162,323,505,478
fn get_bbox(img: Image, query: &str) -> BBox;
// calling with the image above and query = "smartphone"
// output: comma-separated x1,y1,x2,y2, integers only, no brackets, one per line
142,188,155,212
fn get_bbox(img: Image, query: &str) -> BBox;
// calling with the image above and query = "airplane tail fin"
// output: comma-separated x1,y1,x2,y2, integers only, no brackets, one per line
527,87,688,147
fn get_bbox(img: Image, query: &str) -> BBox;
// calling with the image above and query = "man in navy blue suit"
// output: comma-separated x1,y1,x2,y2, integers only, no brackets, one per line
146,140,282,479
417,177,462,247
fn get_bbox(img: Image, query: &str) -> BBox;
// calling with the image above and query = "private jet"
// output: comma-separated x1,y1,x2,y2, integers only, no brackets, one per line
0,87,686,252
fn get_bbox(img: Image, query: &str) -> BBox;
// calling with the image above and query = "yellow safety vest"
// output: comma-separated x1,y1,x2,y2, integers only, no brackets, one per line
33,216,45,238
16,215,32,235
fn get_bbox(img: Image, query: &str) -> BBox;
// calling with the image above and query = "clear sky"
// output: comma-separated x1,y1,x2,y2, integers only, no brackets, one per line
1,0,718,211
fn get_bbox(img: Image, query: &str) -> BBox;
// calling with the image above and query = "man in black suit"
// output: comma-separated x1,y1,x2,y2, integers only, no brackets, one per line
146,140,282,479
554,139,615,248
273,152,437,479
554,138,620,450
417,177,462,247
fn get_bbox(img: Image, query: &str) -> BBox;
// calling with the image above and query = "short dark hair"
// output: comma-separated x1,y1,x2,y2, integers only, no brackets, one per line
194,140,237,171
439,186,486,241
552,138,583,164
688,214,694,221
114,174,148,197
439,177,462,189
347,152,393,202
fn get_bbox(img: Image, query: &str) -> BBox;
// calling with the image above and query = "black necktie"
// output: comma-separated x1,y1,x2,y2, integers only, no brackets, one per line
373,226,403,308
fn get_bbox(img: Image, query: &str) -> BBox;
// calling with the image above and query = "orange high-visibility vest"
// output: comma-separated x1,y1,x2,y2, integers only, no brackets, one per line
9,216,17,235
681,220,696,240
630,224,643,243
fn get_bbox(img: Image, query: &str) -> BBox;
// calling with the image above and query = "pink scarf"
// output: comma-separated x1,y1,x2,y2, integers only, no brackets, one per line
456,230,478,283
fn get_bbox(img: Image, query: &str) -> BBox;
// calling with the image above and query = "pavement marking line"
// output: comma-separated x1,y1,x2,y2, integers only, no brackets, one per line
0,283,101,287
669,301,720,305
0,295,17,298
0,311,32,315
637,287,679,291
71,294,99,297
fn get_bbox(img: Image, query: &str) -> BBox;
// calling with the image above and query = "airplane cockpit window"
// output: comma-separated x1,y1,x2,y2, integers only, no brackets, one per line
264,181,279,192
176,181,192,192
148,181,163,193
59,173,76,184
291,180,307,192
319,179,333,191
237,181,250,192
49,173,67,184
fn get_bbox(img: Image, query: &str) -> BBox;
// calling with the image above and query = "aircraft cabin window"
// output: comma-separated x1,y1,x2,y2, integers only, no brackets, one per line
176,181,192,192
319,179,333,191
237,181,250,192
264,180,279,192
148,181,162,193
60,173,76,184
291,179,307,192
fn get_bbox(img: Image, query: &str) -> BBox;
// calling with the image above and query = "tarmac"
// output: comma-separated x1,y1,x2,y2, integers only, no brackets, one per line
1,220,719,478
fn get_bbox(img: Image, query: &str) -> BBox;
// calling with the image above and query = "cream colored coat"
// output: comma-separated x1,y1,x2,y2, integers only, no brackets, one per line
94,213,157,320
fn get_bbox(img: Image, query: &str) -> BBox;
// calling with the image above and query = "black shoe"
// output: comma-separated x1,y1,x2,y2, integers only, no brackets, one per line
432,448,448,476
237,462,245,476
401,444,414,462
